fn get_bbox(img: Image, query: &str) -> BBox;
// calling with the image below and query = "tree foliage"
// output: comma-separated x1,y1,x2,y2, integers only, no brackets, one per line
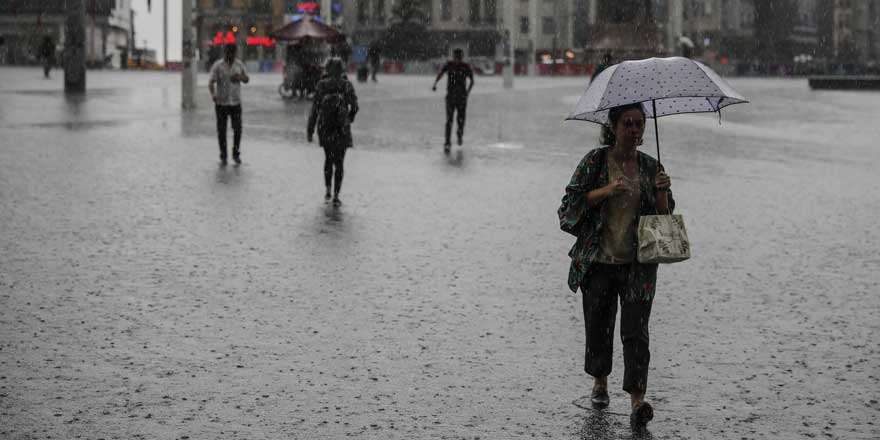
379,0,443,61
753,0,796,63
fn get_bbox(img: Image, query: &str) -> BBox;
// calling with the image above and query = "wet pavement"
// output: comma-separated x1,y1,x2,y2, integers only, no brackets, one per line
0,67,878,439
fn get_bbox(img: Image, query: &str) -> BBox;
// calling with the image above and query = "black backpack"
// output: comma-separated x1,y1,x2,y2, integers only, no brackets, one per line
317,89,348,136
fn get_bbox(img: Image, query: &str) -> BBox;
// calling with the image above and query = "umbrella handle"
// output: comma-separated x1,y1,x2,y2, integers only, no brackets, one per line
651,99,669,214
652,99,660,165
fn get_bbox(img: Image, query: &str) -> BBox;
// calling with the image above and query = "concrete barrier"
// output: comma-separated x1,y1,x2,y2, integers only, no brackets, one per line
808,76,880,90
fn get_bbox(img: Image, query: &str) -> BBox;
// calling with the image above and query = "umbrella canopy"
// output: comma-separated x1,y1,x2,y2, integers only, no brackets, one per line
567,57,747,125
270,15,344,42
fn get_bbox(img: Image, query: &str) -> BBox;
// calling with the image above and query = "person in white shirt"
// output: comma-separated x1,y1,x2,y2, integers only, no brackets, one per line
208,44,249,165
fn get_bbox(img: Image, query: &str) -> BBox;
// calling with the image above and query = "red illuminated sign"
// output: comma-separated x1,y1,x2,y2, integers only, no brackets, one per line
297,2,319,13
213,31,236,44
246,36,276,46
213,32,276,46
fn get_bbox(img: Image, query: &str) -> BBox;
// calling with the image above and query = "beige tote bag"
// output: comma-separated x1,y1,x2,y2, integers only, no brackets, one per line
637,214,691,264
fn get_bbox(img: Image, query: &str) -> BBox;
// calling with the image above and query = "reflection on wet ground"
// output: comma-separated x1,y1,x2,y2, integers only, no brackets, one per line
215,162,243,184
445,148,465,167
573,396,656,440
323,203,344,223
579,410,655,440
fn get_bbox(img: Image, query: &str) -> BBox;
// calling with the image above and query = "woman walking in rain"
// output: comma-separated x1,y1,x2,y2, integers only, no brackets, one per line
307,58,358,207
558,102,673,426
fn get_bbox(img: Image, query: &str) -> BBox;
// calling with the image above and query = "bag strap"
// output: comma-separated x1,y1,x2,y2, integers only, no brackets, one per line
649,157,667,216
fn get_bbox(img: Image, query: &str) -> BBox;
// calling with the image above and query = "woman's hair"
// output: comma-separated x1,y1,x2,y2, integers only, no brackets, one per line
600,102,646,146
325,57,345,78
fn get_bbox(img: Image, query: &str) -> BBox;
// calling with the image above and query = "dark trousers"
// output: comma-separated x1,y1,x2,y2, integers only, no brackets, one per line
323,147,346,194
445,95,467,145
581,263,653,393
215,104,242,159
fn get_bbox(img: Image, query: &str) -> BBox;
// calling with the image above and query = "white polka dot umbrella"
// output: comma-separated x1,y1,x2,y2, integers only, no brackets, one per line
567,57,748,162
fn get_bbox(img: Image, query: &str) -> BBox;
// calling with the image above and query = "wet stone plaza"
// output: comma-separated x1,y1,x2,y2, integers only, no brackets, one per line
0,67,878,439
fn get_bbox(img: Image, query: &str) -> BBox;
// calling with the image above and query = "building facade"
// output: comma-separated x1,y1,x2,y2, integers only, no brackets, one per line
340,0,501,59
827,0,880,65
0,0,133,68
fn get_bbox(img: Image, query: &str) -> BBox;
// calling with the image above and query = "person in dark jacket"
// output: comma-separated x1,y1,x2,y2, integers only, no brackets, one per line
40,36,55,78
368,42,381,82
432,49,474,153
591,51,613,83
307,58,359,207
558,102,673,426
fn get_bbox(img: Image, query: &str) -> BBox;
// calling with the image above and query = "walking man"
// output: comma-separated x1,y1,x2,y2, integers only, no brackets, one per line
368,42,381,82
432,49,474,153
208,44,249,165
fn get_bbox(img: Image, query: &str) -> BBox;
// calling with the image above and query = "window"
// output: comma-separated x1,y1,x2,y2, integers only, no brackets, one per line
357,0,368,24
520,16,529,33
421,0,433,24
375,0,385,24
251,0,271,13
469,0,481,24
484,0,496,24
441,0,452,20
542,17,556,35
215,0,230,8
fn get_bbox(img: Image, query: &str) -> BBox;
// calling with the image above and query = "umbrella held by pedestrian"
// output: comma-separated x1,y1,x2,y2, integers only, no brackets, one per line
559,56,748,427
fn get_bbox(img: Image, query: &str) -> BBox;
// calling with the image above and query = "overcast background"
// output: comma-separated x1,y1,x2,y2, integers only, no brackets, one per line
133,0,181,63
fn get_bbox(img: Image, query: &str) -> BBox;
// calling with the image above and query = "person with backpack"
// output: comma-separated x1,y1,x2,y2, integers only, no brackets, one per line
432,49,474,154
307,58,359,207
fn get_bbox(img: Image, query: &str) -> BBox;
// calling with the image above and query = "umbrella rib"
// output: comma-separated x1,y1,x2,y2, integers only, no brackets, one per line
705,96,718,112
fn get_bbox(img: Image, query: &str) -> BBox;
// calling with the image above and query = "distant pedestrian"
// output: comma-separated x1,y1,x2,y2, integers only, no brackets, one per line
432,48,474,153
368,42,381,82
208,44,249,166
591,51,613,83
557,102,674,426
334,40,352,65
307,58,359,207
40,36,55,78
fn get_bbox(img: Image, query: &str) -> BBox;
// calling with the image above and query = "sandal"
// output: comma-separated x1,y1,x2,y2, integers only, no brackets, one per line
590,388,610,407
630,401,654,425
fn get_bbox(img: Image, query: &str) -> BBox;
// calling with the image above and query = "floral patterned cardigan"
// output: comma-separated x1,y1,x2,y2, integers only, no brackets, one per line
558,146,675,302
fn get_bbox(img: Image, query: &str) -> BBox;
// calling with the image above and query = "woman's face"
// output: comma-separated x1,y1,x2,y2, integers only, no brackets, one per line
613,108,645,147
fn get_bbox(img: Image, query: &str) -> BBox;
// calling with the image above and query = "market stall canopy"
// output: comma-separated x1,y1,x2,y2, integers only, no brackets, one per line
270,15,345,42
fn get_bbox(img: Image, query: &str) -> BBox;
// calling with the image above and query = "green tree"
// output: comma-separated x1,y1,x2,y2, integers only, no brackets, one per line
391,0,429,24
379,0,442,61
753,0,796,63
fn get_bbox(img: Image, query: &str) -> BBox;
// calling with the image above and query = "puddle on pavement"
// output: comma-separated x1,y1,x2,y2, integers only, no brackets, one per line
15,119,133,130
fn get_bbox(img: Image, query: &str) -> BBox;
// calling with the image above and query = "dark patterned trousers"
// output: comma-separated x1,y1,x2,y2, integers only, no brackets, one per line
580,263,653,393
215,104,242,159
445,94,467,145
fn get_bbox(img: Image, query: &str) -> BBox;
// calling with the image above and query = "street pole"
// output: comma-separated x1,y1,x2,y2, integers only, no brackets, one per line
64,0,86,93
321,0,332,25
528,0,538,76
182,0,196,110
503,0,514,89
668,0,683,56
163,0,168,67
